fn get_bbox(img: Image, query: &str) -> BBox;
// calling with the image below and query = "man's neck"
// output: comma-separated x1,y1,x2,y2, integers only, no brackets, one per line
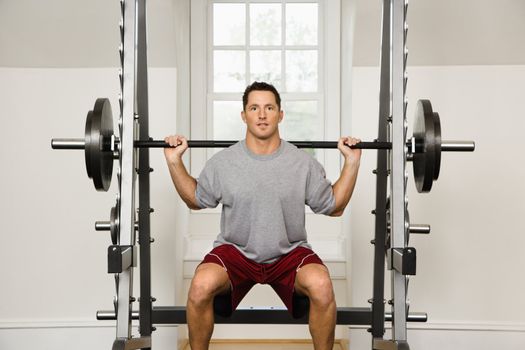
245,134,281,155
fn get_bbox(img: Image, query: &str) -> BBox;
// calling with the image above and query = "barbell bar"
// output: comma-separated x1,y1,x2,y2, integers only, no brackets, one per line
52,139,393,150
51,98,475,192
52,138,473,152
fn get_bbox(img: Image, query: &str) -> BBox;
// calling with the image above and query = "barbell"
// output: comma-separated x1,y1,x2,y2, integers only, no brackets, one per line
51,98,474,192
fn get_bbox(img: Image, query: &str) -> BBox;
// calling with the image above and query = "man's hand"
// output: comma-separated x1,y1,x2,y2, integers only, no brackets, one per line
164,135,189,164
338,136,362,164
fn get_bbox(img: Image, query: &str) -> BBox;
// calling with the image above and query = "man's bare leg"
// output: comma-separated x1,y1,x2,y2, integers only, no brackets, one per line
187,263,231,350
295,264,336,350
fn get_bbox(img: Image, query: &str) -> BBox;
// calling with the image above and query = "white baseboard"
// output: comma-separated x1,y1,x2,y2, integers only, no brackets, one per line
349,321,525,350
0,320,178,350
0,320,114,330
3,319,524,350
349,320,525,332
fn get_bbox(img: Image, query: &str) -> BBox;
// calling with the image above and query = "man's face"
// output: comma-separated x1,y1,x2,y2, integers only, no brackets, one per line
241,90,283,140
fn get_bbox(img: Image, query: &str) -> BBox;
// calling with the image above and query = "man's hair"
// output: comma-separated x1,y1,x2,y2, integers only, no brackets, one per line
242,81,281,111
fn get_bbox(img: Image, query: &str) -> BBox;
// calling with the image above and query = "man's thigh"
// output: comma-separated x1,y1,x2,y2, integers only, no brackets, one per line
198,244,258,309
267,247,326,311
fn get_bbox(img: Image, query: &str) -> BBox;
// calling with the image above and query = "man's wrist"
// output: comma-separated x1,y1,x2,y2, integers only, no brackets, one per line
168,156,184,167
344,156,360,167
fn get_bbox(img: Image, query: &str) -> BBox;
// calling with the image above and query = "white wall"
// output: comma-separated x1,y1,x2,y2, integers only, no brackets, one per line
1,65,525,350
0,68,182,350
348,65,525,349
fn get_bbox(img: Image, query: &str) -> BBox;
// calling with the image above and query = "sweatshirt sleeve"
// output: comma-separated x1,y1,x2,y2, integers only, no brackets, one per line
305,158,335,215
195,159,222,209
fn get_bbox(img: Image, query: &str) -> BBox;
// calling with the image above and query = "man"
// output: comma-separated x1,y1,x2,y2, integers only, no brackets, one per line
164,81,361,350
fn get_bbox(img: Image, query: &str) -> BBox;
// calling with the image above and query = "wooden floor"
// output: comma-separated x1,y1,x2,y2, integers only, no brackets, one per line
183,339,346,350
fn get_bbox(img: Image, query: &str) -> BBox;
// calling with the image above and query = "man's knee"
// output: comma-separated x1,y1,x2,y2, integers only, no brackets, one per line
297,264,335,307
188,263,230,306
311,277,335,307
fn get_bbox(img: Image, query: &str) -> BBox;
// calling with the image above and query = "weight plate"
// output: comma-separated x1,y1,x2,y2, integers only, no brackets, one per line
84,98,114,191
412,100,436,193
405,209,410,246
110,205,119,245
432,111,442,180
385,198,411,249
84,110,93,179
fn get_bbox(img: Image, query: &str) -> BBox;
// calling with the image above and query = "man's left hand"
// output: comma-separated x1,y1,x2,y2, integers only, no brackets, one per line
338,136,362,164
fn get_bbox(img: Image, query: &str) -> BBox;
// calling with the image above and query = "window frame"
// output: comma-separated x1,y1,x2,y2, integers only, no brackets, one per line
190,0,342,203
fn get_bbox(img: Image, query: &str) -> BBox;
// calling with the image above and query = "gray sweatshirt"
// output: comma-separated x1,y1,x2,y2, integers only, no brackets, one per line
195,139,335,263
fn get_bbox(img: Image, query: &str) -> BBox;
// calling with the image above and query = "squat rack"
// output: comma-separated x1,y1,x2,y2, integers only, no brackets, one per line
51,1,475,349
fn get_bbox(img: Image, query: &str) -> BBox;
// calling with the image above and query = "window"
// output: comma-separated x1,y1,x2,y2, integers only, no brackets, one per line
190,0,341,178
209,1,324,158
188,0,346,259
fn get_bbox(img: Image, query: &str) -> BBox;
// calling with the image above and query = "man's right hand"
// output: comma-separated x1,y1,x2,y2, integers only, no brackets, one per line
164,135,189,164
163,135,200,210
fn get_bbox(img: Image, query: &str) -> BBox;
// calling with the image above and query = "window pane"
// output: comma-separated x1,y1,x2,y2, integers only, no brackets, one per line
250,3,282,46
213,101,246,140
286,50,318,92
281,101,320,157
286,3,318,45
281,101,321,140
250,50,282,89
214,3,245,45
214,50,246,92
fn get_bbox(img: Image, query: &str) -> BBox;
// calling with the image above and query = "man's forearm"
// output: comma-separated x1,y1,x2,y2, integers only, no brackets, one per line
167,159,201,210
330,159,360,217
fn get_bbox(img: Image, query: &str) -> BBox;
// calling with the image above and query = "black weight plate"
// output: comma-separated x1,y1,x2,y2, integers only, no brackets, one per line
432,111,442,180
412,99,436,193
84,98,114,191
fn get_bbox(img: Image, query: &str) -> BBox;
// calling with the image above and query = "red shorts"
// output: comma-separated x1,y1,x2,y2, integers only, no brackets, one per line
200,244,324,315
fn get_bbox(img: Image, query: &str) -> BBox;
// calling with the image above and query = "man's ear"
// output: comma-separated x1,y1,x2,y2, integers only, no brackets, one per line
278,110,284,123
241,111,246,123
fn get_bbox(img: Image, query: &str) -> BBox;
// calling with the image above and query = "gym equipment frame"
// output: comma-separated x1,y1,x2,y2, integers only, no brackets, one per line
50,1,474,349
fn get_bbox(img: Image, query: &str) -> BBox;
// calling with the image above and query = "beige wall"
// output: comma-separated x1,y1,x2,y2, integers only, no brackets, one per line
348,65,525,348
1,65,525,349
0,68,180,349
